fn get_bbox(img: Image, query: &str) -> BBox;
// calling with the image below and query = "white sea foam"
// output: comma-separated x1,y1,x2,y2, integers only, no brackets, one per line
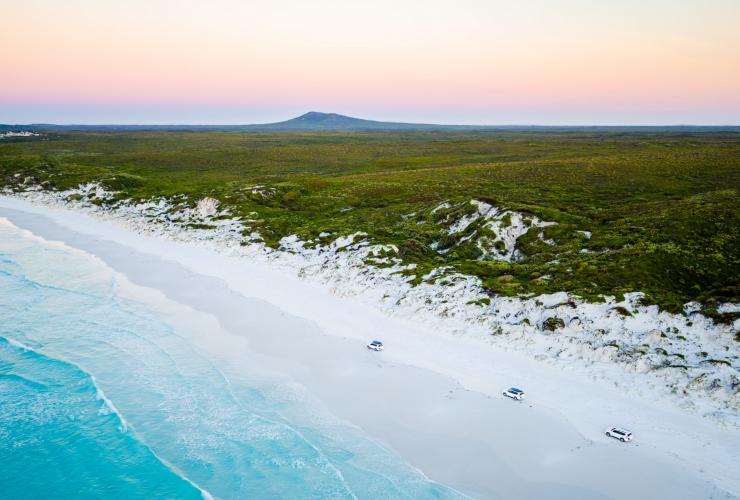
4,336,34,352
0,329,131,435
91,374,129,432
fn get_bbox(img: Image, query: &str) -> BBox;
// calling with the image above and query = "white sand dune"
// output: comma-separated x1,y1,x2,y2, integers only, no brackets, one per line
1,197,738,499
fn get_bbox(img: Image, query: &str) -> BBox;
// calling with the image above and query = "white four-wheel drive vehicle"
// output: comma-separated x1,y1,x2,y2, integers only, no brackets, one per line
605,427,633,442
503,387,525,400
366,340,384,351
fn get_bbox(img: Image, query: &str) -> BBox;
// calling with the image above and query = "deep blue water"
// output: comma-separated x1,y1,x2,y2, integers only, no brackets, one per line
0,220,465,499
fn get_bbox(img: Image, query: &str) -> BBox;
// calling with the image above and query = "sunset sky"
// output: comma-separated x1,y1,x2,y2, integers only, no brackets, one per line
2,0,739,124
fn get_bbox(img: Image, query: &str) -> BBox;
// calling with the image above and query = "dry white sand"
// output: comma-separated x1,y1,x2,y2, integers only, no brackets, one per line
1,199,738,500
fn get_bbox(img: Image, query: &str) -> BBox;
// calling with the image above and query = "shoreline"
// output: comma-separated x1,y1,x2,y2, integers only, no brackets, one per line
2,185,737,426
1,197,739,498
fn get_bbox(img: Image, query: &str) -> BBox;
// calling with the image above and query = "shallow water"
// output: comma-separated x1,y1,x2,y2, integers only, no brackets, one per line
0,219,466,499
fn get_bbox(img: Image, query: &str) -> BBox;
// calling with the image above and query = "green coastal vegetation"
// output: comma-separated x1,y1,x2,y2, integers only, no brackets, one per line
1,129,738,319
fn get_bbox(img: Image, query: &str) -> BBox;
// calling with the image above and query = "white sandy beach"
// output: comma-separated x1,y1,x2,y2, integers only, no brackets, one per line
1,196,738,500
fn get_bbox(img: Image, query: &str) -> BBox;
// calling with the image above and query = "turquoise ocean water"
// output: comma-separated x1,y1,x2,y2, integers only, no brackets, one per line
0,219,466,499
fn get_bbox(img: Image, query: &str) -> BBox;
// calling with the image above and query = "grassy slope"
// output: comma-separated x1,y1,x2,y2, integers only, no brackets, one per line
1,130,738,316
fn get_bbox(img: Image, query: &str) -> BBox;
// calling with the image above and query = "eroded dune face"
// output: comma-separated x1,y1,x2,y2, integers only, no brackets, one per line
434,199,557,261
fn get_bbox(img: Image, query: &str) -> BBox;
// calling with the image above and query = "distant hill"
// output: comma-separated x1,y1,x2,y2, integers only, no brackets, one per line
244,111,470,131
248,113,740,132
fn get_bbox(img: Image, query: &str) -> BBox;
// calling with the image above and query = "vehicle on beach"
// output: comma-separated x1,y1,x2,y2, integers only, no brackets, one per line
503,387,525,400
605,427,633,442
366,340,384,351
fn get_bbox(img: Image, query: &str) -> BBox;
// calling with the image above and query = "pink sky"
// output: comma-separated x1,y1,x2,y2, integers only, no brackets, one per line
2,0,739,124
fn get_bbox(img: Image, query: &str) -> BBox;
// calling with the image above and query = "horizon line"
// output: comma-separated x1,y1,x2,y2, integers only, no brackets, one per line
3,121,740,128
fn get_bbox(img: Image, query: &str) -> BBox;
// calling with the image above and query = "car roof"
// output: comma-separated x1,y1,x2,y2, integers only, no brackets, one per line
509,387,523,392
371,340,383,344
612,427,630,434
